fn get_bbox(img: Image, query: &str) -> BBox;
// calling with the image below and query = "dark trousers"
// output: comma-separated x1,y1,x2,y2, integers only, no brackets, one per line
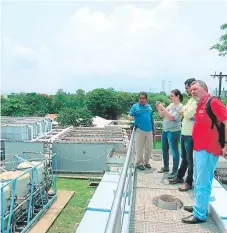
177,135,193,185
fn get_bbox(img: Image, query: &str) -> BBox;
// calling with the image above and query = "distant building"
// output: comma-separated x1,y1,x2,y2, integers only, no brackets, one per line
45,114,58,125
92,116,112,127
45,114,57,120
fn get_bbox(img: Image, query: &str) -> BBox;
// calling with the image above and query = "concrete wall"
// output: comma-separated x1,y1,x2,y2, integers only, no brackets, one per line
1,125,30,141
1,118,53,141
52,143,113,173
5,141,45,159
4,141,124,173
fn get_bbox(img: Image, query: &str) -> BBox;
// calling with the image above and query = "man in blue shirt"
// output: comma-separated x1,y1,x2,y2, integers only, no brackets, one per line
128,92,154,170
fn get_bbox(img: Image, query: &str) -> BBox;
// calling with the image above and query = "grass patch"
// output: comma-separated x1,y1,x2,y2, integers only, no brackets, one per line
153,141,181,150
47,178,96,233
153,141,162,149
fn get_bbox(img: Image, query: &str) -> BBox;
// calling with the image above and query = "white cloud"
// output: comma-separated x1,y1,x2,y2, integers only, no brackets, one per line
52,1,182,77
2,1,227,93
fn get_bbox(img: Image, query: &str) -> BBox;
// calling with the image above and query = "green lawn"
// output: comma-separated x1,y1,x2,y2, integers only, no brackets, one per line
153,141,181,150
46,142,171,233
47,178,96,233
153,141,162,149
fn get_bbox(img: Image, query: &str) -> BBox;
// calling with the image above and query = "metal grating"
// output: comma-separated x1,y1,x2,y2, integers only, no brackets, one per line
130,159,221,233
131,221,220,233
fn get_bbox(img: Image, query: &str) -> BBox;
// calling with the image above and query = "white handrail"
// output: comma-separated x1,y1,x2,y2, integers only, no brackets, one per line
105,126,136,233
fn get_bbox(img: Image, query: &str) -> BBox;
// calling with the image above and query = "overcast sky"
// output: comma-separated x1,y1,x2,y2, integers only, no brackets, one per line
1,0,227,94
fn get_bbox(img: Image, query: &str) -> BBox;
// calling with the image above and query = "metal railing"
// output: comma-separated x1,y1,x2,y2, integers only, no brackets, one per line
105,127,136,233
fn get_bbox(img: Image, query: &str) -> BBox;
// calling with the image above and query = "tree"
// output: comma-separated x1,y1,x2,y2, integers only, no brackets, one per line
52,89,69,113
147,93,171,121
76,89,86,106
210,23,227,56
182,93,190,105
1,98,31,116
116,92,137,115
56,107,93,127
21,93,52,116
148,93,171,109
86,88,119,119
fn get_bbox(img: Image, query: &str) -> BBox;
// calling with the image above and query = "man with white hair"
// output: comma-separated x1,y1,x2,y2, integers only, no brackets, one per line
182,80,227,224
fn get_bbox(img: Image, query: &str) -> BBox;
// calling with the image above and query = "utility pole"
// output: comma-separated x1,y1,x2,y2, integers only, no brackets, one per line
162,80,165,93
210,72,227,98
168,80,171,93
214,88,218,96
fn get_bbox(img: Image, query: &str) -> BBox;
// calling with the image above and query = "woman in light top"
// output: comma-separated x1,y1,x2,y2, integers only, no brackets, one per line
156,89,183,179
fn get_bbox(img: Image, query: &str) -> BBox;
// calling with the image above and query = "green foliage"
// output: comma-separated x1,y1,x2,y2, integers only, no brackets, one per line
56,107,93,127
5,88,221,124
22,93,53,115
115,91,137,115
182,93,190,105
52,89,87,113
1,93,53,116
222,98,227,105
52,89,69,113
75,89,86,108
147,93,171,120
210,23,227,56
86,88,119,119
1,97,30,116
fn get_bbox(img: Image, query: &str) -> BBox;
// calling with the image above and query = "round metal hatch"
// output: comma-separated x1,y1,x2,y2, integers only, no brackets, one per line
153,194,183,210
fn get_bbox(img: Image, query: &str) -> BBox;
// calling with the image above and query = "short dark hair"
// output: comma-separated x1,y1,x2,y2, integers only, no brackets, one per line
184,78,196,86
139,92,147,99
171,89,183,102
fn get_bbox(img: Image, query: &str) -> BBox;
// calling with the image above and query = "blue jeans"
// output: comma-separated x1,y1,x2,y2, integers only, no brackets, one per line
193,150,219,221
161,131,181,172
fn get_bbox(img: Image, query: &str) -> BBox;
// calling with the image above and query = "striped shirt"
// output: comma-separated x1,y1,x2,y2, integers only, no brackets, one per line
162,103,183,132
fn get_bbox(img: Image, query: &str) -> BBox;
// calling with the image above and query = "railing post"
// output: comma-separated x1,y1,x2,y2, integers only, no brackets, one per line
128,140,135,206
115,208,122,233
105,127,136,233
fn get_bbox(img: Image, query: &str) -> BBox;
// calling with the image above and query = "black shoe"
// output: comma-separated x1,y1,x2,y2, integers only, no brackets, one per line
178,183,192,191
137,165,145,170
184,206,193,213
182,215,205,224
183,206,208,215
168,176,184,184
145,164,151,169
158,167,169,173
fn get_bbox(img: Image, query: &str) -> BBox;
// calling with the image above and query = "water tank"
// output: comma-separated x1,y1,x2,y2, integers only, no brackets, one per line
17,161,45,183
0,182,10,214
0,171,30,210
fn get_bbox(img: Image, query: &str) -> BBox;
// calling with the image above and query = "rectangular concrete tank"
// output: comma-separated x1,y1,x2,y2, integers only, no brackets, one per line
52,143,113,172
5,141,45,159
1,125,30,141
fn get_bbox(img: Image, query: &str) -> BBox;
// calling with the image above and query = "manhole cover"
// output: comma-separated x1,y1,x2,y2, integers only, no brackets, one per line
153,194,183,210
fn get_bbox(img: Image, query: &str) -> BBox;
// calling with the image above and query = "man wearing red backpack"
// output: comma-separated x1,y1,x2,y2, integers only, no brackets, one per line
182,80,227,224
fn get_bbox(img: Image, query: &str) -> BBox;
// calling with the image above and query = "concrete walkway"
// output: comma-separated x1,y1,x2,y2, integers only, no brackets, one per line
130,159,220,233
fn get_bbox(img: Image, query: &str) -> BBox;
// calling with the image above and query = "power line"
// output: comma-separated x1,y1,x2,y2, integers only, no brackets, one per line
210,72,227,98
